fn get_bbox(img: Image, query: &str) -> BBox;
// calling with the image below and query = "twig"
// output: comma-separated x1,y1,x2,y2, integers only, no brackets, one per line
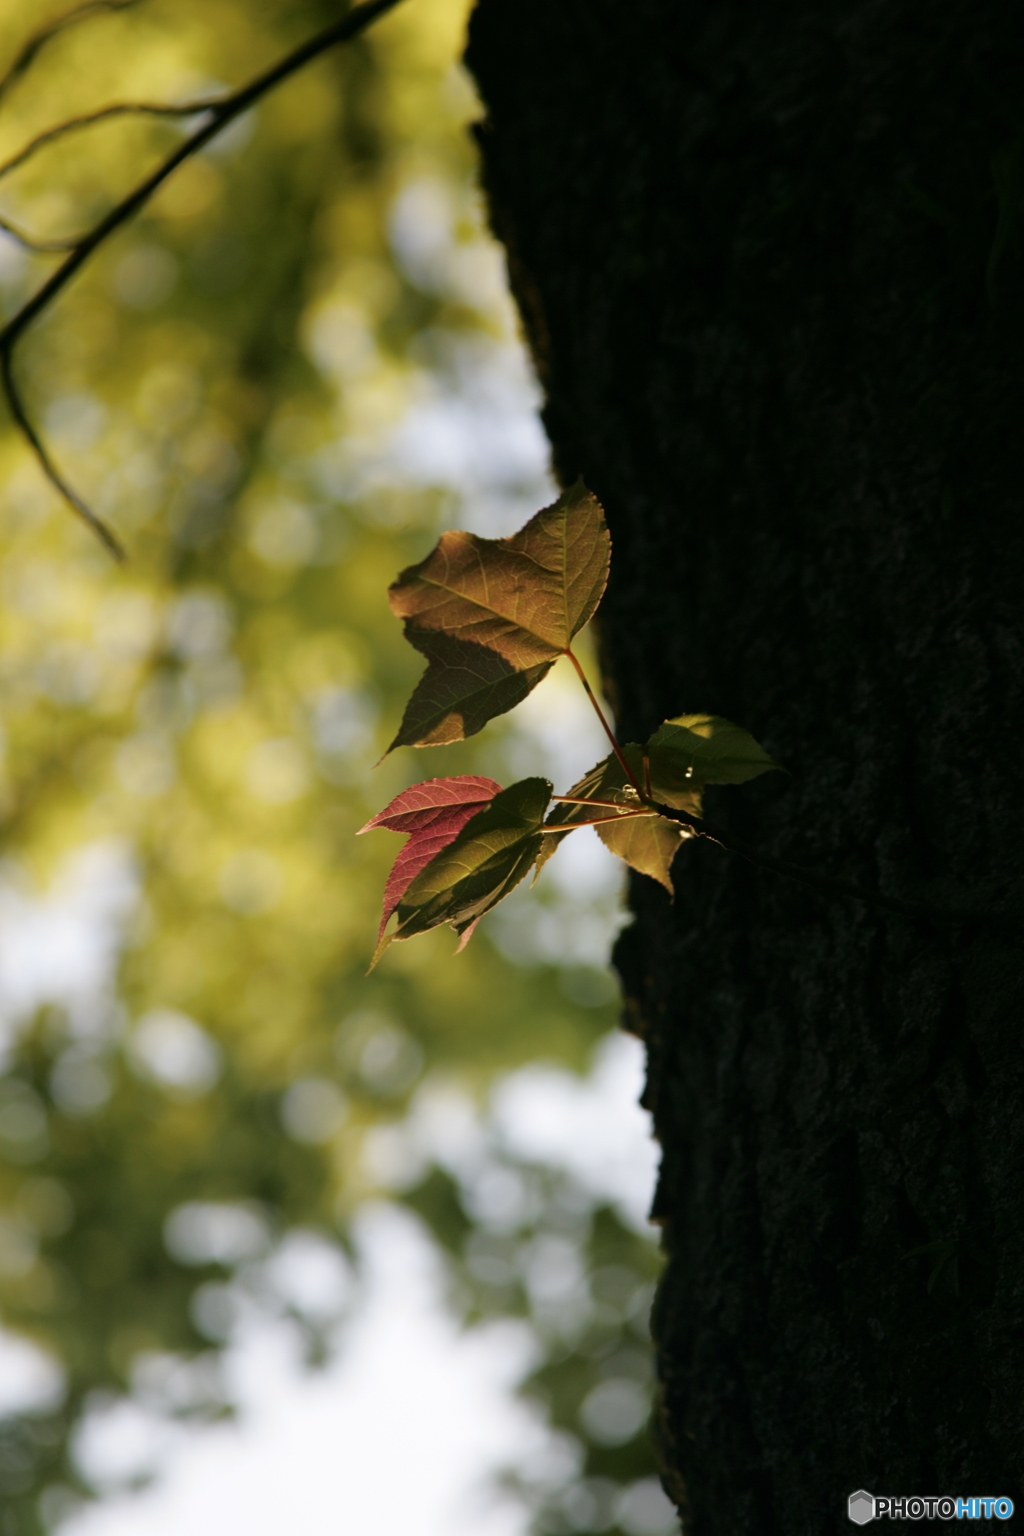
654,800,1019,933
0,98,226,185
0,0,405,558
0,0,142,109
552,794,639,810
0,348,122,558
0,213,75,254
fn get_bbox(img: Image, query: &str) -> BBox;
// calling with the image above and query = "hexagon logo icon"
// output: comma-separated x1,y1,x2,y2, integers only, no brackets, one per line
848,1491,875,1524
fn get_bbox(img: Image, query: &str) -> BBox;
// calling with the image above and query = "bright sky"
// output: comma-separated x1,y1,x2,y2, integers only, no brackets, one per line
45,1036,659,1536
59,1204,543,1536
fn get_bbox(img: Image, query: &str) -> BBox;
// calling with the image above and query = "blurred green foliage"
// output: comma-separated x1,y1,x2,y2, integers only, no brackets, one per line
0,3,668,1533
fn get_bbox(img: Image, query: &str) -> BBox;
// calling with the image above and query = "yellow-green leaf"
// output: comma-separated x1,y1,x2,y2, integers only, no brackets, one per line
647,713,780,803
595,811,690,892
534,748,690,890
386,480,609,749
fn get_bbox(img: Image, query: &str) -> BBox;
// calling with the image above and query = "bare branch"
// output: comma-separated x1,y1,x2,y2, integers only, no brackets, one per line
0,0,405,558
0,348,125,559
0,97,225,185
0,0,143,109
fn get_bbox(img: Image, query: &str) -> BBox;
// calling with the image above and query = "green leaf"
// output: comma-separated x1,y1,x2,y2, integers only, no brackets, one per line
646,713,781,804
535,749,690,891
595,811,690,892
386,480,609,750
373,777,552,964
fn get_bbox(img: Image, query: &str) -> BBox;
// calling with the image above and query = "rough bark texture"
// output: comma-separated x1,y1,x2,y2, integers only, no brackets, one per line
466,2,1024,1530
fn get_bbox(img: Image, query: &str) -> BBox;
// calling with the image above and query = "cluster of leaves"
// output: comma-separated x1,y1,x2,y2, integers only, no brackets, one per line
365,481,780,962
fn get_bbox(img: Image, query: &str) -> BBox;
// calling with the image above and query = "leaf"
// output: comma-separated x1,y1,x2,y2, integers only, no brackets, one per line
387,633,554,752
359,774,503,836
535,748,690,891
374,777,552,964
646,714,781,804
386,479,609,750
595,812,690,892
358,775,503,948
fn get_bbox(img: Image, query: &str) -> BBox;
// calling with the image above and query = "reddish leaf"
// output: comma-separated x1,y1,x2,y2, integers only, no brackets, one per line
358,775,502,945
383,777,551,960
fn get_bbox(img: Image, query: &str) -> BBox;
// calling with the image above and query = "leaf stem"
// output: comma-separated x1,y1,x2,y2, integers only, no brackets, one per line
564,646,643,796
551,794,637,810
540,810,652,833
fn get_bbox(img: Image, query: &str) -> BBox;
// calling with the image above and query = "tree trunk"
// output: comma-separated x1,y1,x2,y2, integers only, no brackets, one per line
466,2,1024,1529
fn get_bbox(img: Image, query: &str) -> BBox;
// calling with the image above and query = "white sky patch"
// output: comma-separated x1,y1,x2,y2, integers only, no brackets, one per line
52,1034,660,1536
363,1031,658,1236
324,327,555,539
386,333,555,535
60,1205,545,1536
0,1328,66,1418
490,1034,658,1235
0,841,137,1061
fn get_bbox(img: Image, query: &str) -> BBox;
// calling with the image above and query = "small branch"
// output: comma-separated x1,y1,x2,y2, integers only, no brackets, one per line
0,0,405,557
654,801,1019,932
0,98,226,185
565,645,643,795
0,0,142,109
0,214,75,254
0,349,124,559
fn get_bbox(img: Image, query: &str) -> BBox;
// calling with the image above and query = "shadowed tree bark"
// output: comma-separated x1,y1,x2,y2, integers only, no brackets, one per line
466,2,1024,1529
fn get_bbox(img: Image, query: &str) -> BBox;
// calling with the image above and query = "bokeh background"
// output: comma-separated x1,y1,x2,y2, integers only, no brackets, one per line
0,3,673,1532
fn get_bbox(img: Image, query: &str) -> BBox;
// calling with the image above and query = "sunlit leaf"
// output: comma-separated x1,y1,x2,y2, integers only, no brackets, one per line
386,480,609,749
359,775,503,945
646,713,781,802
594,811,690,892
375,776,552,963
535,749,690,891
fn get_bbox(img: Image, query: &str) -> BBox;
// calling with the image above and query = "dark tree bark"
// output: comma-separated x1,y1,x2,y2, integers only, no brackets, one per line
466,2,1024,1530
